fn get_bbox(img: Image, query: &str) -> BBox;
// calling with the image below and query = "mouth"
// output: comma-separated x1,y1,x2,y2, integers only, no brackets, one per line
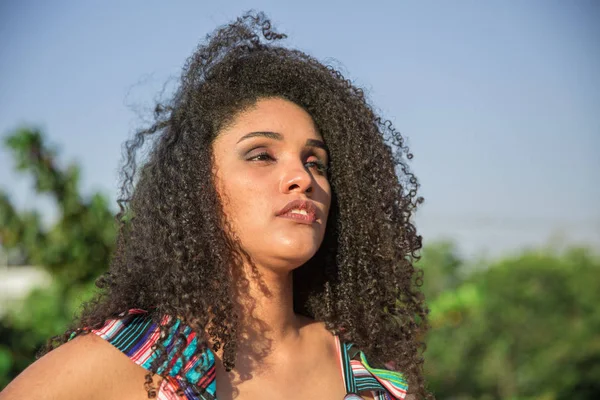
276,199,318,225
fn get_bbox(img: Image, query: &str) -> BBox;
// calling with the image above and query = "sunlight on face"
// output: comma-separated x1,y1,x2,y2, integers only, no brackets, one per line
212,97,332,272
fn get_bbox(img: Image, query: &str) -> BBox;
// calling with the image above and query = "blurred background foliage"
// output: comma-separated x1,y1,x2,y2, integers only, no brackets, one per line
0,127,114,387
1,128,598,399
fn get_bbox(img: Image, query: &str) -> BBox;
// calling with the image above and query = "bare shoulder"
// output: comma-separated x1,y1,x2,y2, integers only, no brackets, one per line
0,332,158,400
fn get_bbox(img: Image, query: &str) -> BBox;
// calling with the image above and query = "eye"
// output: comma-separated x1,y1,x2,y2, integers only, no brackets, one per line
247,151,274,162
306,159,328,175
247,151,328,175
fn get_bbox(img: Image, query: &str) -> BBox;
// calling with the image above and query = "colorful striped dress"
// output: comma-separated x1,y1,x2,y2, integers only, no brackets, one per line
70,309,408,399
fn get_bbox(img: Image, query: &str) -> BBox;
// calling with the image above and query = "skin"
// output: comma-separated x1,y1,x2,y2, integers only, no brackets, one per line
0,98,376,400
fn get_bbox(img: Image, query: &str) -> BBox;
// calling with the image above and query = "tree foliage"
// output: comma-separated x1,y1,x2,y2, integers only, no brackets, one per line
0,127,115,387
422,244,600,399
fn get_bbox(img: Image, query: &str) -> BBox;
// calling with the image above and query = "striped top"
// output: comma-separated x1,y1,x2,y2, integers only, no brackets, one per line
70,309,408,399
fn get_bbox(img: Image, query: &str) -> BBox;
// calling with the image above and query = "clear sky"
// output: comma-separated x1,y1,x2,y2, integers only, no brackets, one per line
1,0,598,259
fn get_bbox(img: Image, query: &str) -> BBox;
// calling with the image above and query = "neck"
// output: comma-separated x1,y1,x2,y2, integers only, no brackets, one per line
207,262,307,366
235,264,301,345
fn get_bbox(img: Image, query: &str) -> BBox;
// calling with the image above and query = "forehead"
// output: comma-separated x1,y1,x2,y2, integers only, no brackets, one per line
216,97,322,142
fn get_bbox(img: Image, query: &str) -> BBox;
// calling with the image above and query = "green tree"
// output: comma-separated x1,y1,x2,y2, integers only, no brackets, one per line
418,241,464,301
423,246,600,399
0,127,116,388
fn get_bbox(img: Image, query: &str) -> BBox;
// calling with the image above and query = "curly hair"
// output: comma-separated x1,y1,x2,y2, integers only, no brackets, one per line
44,10,430,399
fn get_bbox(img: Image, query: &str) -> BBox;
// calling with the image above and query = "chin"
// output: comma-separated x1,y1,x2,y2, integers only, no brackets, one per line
270,244,320,269
281,248,318,265
245,232,324,269
280,237,320,252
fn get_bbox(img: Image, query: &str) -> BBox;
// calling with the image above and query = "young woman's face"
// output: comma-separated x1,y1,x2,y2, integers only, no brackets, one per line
212,97,331,272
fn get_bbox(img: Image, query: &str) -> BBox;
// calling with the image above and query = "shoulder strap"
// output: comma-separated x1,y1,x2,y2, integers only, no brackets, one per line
70,309,217,400
336,335,359,394
335,335,408,400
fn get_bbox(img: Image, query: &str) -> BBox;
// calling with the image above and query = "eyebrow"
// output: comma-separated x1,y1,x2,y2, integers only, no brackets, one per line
236,131,328,152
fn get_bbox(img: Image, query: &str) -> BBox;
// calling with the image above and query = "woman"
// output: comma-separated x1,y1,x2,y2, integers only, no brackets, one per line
0,11,430,400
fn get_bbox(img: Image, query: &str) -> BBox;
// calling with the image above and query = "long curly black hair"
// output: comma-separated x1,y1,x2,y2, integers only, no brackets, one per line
45,11,430,399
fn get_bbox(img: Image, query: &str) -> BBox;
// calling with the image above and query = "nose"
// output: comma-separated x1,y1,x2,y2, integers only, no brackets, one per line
280,163,314,194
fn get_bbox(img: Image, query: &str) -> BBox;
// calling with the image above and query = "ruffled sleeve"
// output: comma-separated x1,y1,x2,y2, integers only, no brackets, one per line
336,336,408,400
69,309,217,400
357,351,408,399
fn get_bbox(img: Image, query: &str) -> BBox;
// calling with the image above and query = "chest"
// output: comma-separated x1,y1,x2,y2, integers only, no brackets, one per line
213,351,348,400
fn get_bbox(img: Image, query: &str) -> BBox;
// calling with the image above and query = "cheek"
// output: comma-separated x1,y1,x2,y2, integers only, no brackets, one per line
219,172,270,227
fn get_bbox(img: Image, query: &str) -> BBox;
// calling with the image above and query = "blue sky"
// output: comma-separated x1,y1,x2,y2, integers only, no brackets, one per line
1,1,598,258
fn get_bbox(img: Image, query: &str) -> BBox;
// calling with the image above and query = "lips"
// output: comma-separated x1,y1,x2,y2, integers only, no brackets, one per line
276,199,318,223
